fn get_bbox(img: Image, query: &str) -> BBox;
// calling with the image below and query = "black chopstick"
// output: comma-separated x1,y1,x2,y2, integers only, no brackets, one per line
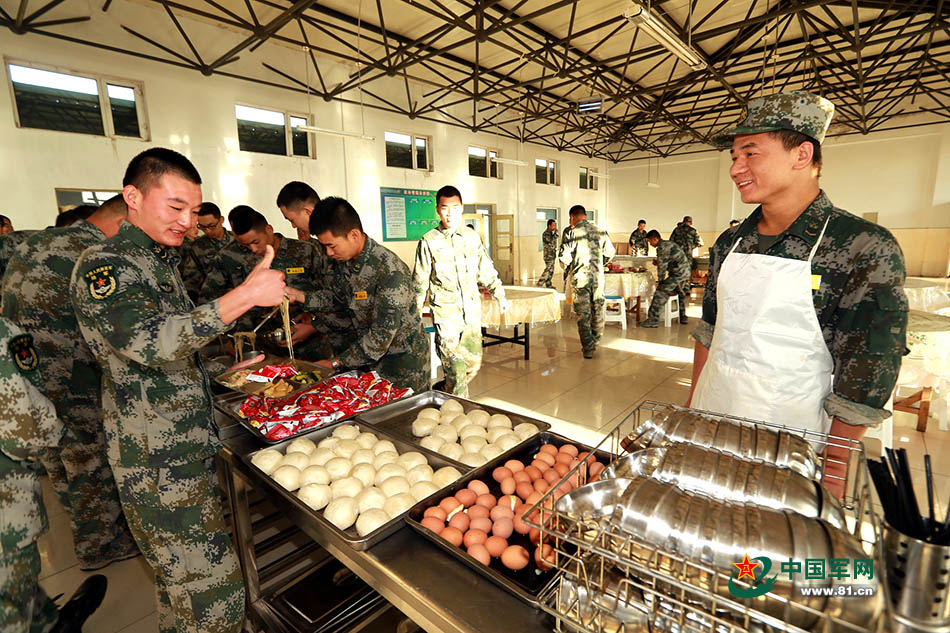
868,452,950,543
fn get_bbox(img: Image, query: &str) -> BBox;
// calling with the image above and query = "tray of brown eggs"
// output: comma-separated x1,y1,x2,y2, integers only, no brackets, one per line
404,432,614,605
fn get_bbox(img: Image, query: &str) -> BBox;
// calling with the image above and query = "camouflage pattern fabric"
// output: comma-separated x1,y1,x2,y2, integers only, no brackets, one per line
712,90,835,148
647,239,690,322
0,317,64,633
0,231,38,281
413,226,506,394
669,223,702,270
180,232,233,301
70,222,244,632
537,229,557,289
628,228,649,255
694,190,907,427
308,236,429,392
559,219,615,355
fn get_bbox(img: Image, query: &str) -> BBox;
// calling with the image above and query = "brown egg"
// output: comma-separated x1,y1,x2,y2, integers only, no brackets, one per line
475,493,497,509
440,497,463,514
528,528,544,545
524,466,542,481
531,459,551,472
467,543,491,566
589,462,605,479
470,517,493,533
577,451,597,466
467,480,490,496
492,518,514,539
554,452,573,466
512,513,531,535
501,545,530,571
455,489,477,507
504,459,525,473
463,528,488,548
552,462,570,477
448,512,470,532
467,505,490,520
539,444,559,456
500,477,517,496
492,466,513,483
524,491,542,509
512,471,532,485
498,495,519,511
515,481,534,500
424,506,447,521
490,505,513,522
441,526,464,546
535,451,556,467
559,444,579,457
485,535,508,557
421,517,444,534
533,479,551,494
542,468,561,485
535,544,555,571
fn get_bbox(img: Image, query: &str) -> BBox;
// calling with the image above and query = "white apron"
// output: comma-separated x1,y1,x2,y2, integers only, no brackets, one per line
692,218,833,435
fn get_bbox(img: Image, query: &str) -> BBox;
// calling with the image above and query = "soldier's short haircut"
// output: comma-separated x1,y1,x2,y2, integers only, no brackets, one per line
0,215,9,225
646,230,661,240
638,219,646,225
198,202,221,218
568,205,586,217
547,219,556,228
311,197,363,237
683,215,692,223
276,181,319,209
769,129,823,172
229,205,268,236
55,204,97,227
435,185,462,207
123,147,201,193
94,194,128,220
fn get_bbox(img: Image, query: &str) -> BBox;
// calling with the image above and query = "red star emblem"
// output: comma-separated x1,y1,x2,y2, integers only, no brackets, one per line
733,554,759,581
96,278,106,287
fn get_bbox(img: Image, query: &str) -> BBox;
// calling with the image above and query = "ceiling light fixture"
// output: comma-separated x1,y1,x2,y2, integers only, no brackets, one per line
297,125,375,141
578,98,603,115
491,157,528,166
624,3,707,71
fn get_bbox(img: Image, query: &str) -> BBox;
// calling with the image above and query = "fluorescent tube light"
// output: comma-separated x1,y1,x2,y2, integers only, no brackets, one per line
578,98,603,114
624,3,707,71
491,157,528,166
296,125,375,141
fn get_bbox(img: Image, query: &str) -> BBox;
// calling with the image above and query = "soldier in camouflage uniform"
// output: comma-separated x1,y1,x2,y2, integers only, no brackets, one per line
628,219,649,255
180,203,233,301
690,91,907,498
559,205,615,359
640,230,690,327
1,195,139,571
0,230,38,279
412,186,507,397
70,148,289,633
537,219,558,289
287,197,429,392
669,216,703,272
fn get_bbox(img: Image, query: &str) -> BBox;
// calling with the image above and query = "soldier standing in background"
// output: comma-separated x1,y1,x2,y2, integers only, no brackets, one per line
669,215,703,272
2,195,139,571
537,219,558,289
628,219,649,255
180,202,232,301
71,147,288,633
286,197,429,392
640,230,690,327
412,185,508,397
559,205,615,359
0,215,12,234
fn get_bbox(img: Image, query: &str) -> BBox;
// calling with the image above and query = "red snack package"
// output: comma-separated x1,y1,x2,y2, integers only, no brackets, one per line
265,423,295,440
250,364,299,381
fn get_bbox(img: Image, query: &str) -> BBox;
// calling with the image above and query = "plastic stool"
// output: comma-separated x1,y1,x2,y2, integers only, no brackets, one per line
604,296,626,331
662,292,680,328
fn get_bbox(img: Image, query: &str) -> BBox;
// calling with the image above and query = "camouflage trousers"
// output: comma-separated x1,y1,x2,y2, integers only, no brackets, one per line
647,277,689,322
38,427,138,568
112,458,245,633
537,257,556,288
435,321,482,398
572,285,605,356
0,543,58,633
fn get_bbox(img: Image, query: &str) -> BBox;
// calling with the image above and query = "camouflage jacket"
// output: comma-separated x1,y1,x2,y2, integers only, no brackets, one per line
180,232,234,300
656,239,691,287
628,228,649,255
558,219,616,290
694,190,908,427
0,230,39,281
1,220,107,435
199,233,320,332
412,225,506,326
0,317,63,554
542,229,558,262
669,223,702,257
306,236,428,392
71,222,233,468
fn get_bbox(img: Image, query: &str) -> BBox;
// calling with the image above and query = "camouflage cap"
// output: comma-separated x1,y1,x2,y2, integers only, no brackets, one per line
711,90,834,149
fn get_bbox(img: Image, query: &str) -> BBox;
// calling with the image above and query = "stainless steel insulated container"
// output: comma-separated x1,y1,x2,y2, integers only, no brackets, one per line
883,523,950,633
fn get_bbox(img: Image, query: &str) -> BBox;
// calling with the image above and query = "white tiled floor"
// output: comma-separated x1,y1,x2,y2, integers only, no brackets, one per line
36,281,950,632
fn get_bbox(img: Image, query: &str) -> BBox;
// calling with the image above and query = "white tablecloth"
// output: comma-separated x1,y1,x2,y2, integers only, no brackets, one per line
603,271,655,299
901,309,950,430
904,278,950,312
481,286,560,328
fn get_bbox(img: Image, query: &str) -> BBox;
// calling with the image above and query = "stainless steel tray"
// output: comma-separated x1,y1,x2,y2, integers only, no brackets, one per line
243,420,471,550
356,390,551,451
405,431,615,606
214,356,334,398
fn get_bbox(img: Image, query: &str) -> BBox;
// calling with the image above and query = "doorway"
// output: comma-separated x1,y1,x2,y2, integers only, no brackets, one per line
491,214,514,285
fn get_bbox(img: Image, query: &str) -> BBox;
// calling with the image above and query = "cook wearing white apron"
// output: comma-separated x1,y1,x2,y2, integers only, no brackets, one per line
692,218,832,435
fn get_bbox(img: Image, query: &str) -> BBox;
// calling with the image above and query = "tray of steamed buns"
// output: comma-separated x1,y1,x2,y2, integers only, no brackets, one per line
246,421,467,550
404,432,614,605
356,391,550,468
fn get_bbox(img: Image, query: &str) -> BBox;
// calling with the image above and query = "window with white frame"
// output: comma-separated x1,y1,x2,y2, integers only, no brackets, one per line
579,166,599,190
7,61,148,140
385,131,430,170
535,158,558,185
235,105,312,157
468,146,500,178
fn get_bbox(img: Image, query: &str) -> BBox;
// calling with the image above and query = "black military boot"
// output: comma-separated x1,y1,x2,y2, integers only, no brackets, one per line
49,574,108,632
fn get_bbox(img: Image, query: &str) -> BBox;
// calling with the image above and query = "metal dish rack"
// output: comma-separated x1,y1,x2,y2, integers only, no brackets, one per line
523,401,892,633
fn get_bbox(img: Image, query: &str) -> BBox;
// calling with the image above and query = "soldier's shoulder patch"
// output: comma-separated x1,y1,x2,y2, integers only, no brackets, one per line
84,263,118,300
9,333,38,372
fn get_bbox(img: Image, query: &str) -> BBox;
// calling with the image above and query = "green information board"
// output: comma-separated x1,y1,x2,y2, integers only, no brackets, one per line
380,187,440,241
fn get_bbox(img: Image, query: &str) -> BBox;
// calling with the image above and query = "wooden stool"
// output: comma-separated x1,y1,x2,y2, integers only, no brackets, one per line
894,385,933,432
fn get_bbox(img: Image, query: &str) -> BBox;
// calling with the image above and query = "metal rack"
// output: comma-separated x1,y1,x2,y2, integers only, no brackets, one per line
523,401,892,633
